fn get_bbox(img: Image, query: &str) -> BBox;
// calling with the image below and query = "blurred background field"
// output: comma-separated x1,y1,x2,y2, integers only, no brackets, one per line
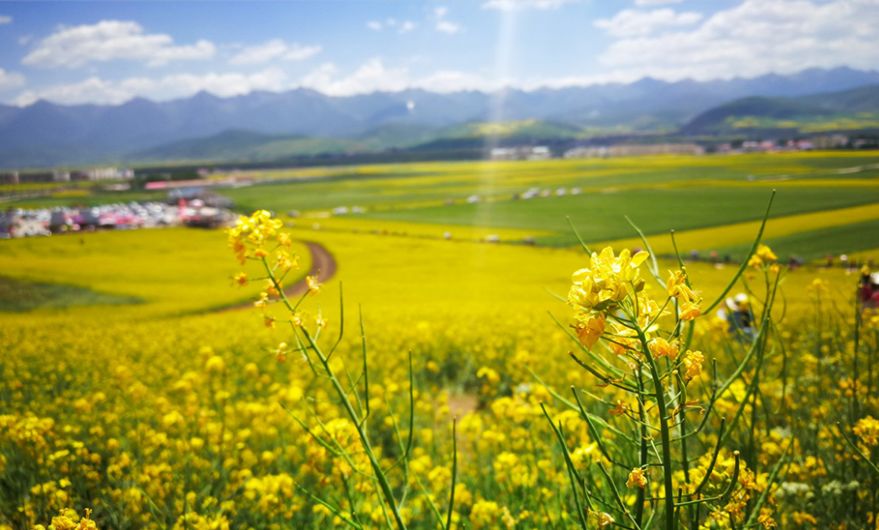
2,151,879,529
3,151,878,319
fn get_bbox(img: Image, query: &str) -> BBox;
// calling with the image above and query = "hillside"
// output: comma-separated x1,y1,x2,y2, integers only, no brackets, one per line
129,120,584,164
682,84,879,134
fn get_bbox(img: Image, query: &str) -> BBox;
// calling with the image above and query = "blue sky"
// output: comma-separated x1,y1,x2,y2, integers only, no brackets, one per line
0,0,877,106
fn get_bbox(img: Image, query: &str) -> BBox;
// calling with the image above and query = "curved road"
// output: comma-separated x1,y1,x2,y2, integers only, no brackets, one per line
287,240,337,297
220,240,337,311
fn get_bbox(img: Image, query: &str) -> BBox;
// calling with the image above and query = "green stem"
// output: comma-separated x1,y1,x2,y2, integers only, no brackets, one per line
637,330,676,530
301,328,407,530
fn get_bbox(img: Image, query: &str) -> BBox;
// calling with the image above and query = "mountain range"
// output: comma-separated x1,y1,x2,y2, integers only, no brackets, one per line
2,67,879,168
682,84,879,135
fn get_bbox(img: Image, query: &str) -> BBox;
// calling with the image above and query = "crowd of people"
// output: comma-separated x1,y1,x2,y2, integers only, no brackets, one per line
0,200,233,238
717,267,879,342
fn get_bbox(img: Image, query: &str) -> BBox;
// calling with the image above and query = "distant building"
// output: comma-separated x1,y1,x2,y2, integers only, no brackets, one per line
564,143,705,159
0,171,19,185
86,167,134,181
489,146,553,161
810,134,849,149
17,171,55,184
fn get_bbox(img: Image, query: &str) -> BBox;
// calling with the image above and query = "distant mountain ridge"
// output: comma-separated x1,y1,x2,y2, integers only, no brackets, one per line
133,119,585,163
682,84,879,134
2,67,879,168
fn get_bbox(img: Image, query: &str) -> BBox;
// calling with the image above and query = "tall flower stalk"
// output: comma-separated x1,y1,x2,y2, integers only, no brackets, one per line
227,210,458,530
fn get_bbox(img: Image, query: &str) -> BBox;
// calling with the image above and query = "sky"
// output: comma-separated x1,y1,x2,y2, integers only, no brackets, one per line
0,0,877,106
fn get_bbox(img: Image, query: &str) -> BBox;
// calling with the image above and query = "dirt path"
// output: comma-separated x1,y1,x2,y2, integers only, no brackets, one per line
219,240,336,311
286,240,337,297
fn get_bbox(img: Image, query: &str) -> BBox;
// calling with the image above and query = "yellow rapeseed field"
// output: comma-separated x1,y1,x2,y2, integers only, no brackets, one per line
4,152,879,529
2,205,878,529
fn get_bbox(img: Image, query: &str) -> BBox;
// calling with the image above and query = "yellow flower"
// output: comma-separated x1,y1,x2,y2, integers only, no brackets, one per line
609,400,628,416
682,350,704,381
162,411,184,428
568,247,649,314
274,342,289,363
792,512,818,525
648,337,679,360
666,269,687,296
854,416,879,446
306,275,321,295
477,367,500,385
748,254,763,268
233,272,248,286
666,269,702,320
265,280,280,297
574,313,606,349
679,302,701,321
254,291,269,308
44,508,98,530
205,355,226,374
226,209,290,264
749,244,778,269
470,500,512,530
757,508,777,529
626,467,647,489
595,512,615,528
756,244,778,262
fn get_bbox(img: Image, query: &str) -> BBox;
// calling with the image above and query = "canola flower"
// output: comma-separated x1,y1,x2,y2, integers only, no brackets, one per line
33,508,97,530
553,244,794,529
3,208,879,529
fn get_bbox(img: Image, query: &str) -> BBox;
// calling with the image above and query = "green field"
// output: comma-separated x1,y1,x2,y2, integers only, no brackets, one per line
6,152,879,261
0,275,142,311
209,153,879,257
365,185,879,247
216,154,879,214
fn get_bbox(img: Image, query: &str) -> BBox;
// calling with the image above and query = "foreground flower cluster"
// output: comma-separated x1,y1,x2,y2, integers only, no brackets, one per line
1,210,878,529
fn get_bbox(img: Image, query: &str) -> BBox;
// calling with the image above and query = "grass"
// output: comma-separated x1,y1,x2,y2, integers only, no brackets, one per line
0,275,142,311
365,186,879,245
0,228,311,317
593,202,879,259
4,189,164,209
715,217,879,261
207,151,874,213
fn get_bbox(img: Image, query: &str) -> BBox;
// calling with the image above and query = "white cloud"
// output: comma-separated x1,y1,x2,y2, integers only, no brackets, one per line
434,6,462,34
0,68,25,92
299,59,503,95
0,15,12,25
229,39,321,65
417,70,502,92
22,20,215,68
482,0,577,10
366,18,417,34
13,68,286,106
599,0,879,81
300,59,411,95
595,8,702,37
436,20,462,34
634,0,683,5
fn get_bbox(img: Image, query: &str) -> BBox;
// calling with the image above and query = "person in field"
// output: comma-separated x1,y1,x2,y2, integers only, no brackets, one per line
718,293,756,341
859,267,879,310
